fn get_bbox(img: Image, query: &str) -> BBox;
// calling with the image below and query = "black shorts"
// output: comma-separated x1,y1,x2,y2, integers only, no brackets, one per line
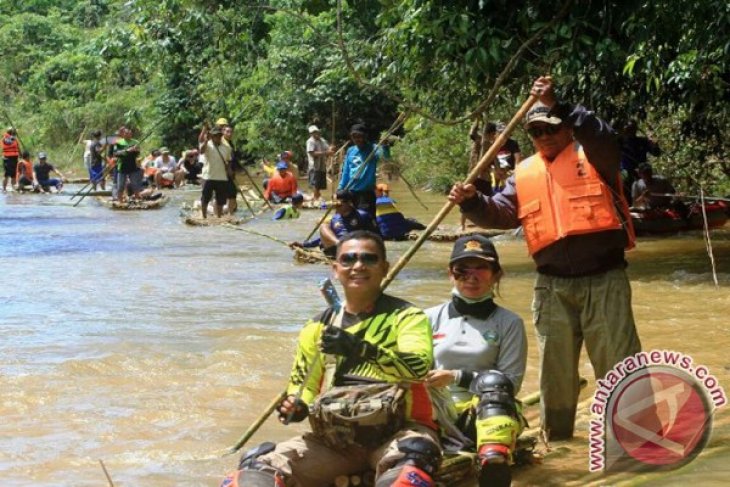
308,169,327,190
3,156,18,177
17,176,33,187
202,180,229,206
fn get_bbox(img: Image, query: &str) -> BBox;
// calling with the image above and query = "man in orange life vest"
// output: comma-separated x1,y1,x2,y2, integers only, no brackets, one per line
449,77,642,441
2,127,20,192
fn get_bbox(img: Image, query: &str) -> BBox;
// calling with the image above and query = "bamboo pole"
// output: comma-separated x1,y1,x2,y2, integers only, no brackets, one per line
240,164,273,211
223,390,287,456
379,94,539,291
398,171,428,210
72,163,115,207
99,459,115,487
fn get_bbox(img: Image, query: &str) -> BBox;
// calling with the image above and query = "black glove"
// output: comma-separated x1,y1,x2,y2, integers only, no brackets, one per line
320,326,377,360
278,397,309,424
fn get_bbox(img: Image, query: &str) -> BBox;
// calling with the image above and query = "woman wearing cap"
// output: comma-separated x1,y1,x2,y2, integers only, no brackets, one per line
425,235,527,487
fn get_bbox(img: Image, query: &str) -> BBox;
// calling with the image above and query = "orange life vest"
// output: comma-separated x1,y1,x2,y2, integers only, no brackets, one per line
2,133,19,157
515,142,635,255
16,158,33,180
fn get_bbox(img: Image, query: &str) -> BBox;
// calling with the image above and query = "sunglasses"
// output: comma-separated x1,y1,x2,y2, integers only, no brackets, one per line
337,252,380,267
527,124,562,138
451,264,492,280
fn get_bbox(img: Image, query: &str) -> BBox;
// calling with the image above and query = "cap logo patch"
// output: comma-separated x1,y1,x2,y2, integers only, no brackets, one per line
464,240,482,252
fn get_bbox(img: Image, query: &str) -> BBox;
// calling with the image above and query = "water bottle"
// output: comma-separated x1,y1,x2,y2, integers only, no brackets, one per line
319,277,342,312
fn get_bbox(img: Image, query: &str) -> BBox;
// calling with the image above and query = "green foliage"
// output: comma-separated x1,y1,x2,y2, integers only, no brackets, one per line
395,119,471,194
0,0,726,191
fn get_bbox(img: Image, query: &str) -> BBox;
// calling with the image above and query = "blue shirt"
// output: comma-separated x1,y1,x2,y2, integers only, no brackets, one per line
338,143,383,192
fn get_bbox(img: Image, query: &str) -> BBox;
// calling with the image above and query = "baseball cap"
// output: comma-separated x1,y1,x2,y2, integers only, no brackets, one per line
292,193,304,204
209,126,223,136
275,161,288,170
159,147,170,154
524,101,562,126
308,125,320,134
350,123,367,135
216,117,229,126
38,151,48,159
449,234,500,266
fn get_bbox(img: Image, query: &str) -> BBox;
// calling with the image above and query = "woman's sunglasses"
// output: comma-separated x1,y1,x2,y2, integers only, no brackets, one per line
527,124,562,138
337,252,380,268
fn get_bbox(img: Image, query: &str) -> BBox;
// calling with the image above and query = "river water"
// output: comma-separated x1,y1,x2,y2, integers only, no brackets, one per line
1,182,729,486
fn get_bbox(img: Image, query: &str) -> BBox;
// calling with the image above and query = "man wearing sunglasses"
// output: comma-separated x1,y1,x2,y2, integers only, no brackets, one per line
449,76,641,442
230,230,441,487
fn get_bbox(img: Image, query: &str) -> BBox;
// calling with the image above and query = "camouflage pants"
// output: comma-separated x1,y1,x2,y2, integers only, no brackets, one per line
258,423,439,487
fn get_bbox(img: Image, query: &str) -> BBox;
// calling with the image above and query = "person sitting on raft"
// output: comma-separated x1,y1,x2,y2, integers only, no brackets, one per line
290,189,378,258
179,149,202,185
631,162,677,210
222,230,442,487
425,235,527,487
272,193,304,220
264,161,298,203
375,183,425,240
34,152,67,193
15,151,36,191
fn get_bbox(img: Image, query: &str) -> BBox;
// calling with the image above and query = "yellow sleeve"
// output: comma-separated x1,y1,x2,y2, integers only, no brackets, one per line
370,307,433,381
285,319,325,405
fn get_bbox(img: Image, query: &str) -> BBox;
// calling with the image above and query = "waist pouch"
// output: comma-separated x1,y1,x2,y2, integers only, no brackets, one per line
309,383,407,448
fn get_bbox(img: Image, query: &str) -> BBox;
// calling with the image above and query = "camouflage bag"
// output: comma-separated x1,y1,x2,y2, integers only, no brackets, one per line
309,383,407,448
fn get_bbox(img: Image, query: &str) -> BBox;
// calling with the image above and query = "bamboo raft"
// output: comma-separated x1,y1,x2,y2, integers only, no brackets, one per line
293,247,332,265
184,215,248,226
96,196,169,210
407,226,509,242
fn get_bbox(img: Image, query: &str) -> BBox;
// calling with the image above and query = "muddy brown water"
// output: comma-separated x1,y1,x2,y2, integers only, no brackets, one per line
1,182,728,486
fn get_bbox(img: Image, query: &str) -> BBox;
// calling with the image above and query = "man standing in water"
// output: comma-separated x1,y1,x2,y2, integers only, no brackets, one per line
226,231,441,487
110,126,143,203
449,76,641,441
306,124,331,203
198,125,231,218
338,124,383,219
2,127,20,192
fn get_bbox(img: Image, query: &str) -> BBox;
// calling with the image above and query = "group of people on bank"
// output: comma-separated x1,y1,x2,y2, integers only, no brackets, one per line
221,77,646,487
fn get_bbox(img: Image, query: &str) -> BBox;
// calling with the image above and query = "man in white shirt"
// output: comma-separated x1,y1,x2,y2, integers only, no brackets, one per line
306,125,332,202
198,125,232,218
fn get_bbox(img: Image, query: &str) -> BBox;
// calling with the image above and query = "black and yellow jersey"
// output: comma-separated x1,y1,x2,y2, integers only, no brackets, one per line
287,293,437,429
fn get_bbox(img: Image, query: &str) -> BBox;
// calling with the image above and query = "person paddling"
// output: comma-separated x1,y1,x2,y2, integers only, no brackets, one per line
449,76,642,441
290,189,378,258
